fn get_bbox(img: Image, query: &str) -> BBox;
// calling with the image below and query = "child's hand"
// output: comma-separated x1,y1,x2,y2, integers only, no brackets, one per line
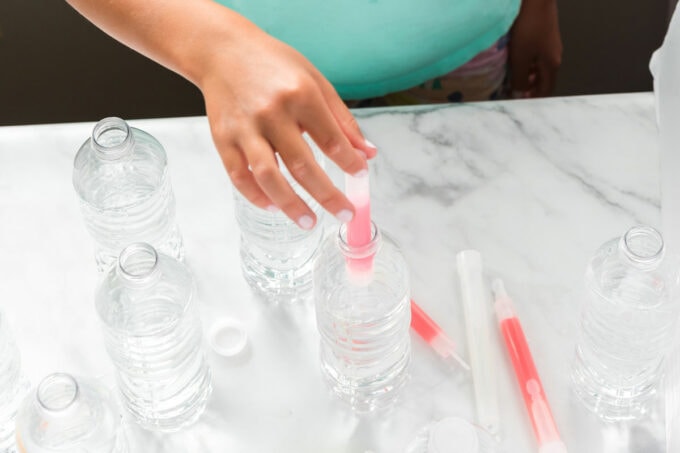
509,0,563,97
199,23,375,229
66,0,377,229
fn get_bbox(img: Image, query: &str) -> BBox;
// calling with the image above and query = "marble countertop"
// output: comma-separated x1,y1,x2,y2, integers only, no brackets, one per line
0,93,665,452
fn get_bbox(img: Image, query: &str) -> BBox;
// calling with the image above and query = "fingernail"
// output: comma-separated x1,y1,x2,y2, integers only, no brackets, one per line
352,169,369,178
297,215,315,230
364,139,377,150
266,204,280,213
335,209,354,223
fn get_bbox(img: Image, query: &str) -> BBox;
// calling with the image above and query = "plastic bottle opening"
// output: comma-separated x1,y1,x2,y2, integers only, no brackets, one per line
118,243,160,282
92,117,133,158
621,225,665,268
37,373,79,412
337,222,379,286
337,222,379,259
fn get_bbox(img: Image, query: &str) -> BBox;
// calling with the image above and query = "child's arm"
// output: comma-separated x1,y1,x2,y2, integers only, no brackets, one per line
66,0,376,229
509,0,563,97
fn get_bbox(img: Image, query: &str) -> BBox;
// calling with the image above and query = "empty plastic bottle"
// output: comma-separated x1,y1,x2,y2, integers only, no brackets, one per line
73,117,184,272
95,243,211,432
15,373,127,453
0,313,29,453
666,328,680,452
313,222,411,412
233,135,325,304
571,225,680,421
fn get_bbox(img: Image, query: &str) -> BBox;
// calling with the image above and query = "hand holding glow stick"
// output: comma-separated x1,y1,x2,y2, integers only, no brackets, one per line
410,299,469,370
492,279,568,453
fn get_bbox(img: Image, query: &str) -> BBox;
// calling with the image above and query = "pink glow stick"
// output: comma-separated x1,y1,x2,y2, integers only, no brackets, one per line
492,279,568,453
345,170,371,246
410,300,469,370
344,170,373,282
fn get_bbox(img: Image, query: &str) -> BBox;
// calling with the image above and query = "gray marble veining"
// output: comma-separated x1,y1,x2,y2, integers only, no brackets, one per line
0,93,666,452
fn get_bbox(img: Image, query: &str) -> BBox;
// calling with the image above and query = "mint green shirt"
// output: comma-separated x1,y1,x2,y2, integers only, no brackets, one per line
215,0,520,99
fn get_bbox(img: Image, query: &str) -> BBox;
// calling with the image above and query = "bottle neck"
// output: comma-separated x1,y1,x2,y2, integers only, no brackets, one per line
92,117,134,160
116,242,162,288
337,221,381,258
37,373,79,412
618,225,665,270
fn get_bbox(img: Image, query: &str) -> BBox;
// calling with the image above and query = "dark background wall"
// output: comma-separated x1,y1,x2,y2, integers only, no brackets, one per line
0,0,672,126
556,0,669,97
0,0,205,126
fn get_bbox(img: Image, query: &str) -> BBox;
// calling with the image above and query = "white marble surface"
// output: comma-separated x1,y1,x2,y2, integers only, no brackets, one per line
0,93,666,452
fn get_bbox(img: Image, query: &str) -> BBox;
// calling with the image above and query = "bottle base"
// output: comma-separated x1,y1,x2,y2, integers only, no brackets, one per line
571,354,658,422
122,371,212,433
240,249,317,305
320,350,411,413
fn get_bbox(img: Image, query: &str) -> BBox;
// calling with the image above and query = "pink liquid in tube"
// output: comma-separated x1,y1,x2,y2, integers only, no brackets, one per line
347,197,371,247
493,279,567,453
346,170,371,247
345,171,374,282
410,300,469,370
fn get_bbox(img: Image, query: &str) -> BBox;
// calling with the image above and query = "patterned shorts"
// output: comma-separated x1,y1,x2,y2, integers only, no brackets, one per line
351,34,509,107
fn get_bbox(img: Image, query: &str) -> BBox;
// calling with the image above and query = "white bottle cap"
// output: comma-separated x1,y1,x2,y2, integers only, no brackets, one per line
208,318,248,357
539,441,569,453
428,417,479,453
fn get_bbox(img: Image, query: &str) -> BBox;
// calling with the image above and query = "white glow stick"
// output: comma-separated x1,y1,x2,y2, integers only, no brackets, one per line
456,250,499,435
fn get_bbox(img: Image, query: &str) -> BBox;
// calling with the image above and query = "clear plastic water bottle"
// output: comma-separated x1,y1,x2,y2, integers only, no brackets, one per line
73,117,184,272
233,136,325,304
15,373,127,453
95,243,211,432
313,222,411,412
571,225,680,421
0,313,29,453
666,328,680,452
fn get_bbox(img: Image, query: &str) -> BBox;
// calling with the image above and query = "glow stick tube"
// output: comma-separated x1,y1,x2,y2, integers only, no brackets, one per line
492,279,568,453
456,250,499,435
345,170,371,246
344,170,373,283
410,299,470,370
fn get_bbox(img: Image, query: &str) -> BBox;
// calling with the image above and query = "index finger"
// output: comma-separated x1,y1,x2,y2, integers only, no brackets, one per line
294,88,368,177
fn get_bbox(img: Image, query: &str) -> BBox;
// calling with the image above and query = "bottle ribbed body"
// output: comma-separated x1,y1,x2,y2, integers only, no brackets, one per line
234,190,324,304
73,117,183,272
314,224,411,412
571,226,680,421
79,172,182,272
234,137,325,304
667,329,680,452
0,315,28,453
15,373,127,453
96,244,211,432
